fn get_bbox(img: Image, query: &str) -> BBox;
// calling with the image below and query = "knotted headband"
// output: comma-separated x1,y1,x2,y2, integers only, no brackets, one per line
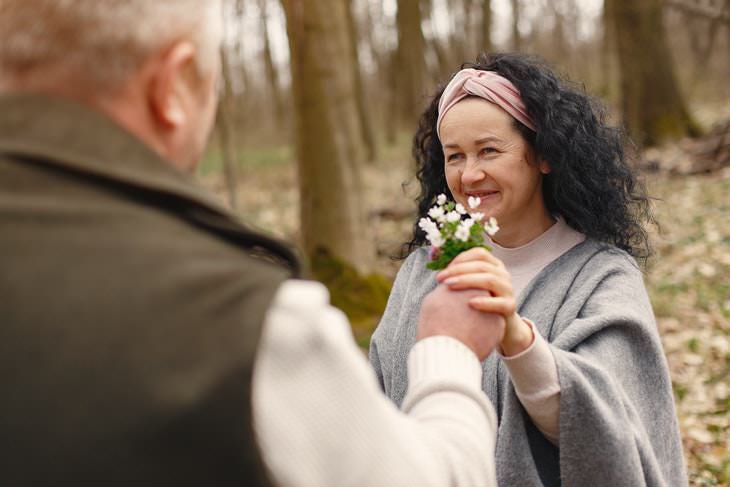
436,68,537,140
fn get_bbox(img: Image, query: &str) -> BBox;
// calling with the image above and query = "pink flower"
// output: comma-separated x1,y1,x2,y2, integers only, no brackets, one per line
429,246,441,261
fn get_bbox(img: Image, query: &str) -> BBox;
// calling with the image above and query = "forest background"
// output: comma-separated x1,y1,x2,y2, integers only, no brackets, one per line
199,1,730,484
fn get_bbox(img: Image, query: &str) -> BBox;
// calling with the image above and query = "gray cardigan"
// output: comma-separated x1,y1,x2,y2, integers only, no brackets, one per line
369,240,687,486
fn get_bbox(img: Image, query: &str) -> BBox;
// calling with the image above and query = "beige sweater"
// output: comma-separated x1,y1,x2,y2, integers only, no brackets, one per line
490,217,586,445
253,280,499,487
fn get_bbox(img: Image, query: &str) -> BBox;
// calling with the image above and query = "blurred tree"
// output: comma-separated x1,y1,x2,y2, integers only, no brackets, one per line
345,0,377,162
511,0,522,51
450,0,474,63
607,0,699,146
217,43,239,210
551,1,568,59
258,0,285,127
280,0,375,274
600,0,619,100
395,0,427,128
360,1,399,146
680,0,729,72
216,3,244,210
482,0,492,53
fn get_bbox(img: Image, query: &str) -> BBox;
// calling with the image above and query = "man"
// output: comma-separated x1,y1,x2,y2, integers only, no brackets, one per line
0,1,505,486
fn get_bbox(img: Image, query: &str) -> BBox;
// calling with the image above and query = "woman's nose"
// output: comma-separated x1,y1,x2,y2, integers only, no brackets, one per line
460,157,485,186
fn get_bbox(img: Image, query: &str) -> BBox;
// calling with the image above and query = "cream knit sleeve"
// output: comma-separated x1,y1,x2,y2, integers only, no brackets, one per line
253,279,498,487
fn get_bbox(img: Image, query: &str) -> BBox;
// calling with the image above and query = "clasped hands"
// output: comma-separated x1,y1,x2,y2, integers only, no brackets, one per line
417,248,535,361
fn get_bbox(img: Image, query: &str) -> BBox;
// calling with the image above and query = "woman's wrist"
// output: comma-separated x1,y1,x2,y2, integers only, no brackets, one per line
500,313,534,357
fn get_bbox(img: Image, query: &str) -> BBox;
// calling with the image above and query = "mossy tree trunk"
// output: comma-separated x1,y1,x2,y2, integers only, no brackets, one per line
281,0,375,275
395,0,427,129
607,0,699,146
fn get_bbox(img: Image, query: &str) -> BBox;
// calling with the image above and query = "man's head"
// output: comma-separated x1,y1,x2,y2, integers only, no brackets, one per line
0,0,224,172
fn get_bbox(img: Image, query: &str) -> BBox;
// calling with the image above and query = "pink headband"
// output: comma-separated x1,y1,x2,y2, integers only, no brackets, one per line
436,68,536,139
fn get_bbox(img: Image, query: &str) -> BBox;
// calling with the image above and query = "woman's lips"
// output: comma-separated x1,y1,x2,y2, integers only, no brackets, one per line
465,190,499,201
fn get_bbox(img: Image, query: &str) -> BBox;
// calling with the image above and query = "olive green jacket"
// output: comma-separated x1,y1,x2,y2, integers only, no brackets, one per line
0,93,299,486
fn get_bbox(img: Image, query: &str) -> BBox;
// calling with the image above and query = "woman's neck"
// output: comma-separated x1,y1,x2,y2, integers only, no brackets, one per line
491,209,555,248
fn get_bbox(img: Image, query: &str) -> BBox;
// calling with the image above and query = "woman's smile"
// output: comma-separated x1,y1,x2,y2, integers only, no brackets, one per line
464,189,499,201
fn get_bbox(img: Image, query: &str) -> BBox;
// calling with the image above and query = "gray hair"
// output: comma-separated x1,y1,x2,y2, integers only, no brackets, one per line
0,0,222,89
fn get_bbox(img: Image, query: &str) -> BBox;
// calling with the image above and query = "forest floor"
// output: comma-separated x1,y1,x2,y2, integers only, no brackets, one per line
200,112,730,486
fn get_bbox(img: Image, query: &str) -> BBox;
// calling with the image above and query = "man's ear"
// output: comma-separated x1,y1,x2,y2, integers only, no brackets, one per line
147,41,197,129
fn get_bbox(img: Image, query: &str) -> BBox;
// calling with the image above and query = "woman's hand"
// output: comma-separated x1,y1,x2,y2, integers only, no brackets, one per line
435,247,534,356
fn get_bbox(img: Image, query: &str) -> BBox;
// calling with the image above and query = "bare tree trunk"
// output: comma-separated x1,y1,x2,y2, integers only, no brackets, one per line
345,0,377,162
362,0,385,70
281,0,374,274
452,0,474,62
511,0,522,51
481,0,492,53
396,0,427,128
552,1,568,58
428,36,454,81
601,0,620,103
361,1,395,146
259,0,285,127
217,45,239,210
385,49,399,145
608,0,699,146
231,0,254,142
684,4,726,72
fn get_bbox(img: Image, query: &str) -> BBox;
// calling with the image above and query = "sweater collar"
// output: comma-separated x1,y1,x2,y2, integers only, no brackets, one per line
0,92,231,214
0,92,301,274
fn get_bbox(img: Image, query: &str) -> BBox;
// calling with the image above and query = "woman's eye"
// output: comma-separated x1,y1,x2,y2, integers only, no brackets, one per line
446,153,464,162
480,147,497,155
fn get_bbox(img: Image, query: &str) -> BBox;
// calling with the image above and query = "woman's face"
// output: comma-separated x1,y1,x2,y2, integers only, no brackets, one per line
439,97,552,245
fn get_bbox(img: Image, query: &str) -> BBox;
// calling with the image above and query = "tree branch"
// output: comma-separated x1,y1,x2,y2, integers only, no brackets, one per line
665,0,730,24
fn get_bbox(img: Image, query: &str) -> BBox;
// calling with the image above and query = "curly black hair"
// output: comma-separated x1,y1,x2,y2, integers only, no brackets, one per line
403,52,654,260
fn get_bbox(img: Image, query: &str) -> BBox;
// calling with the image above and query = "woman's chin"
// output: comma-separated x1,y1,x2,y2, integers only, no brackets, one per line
479,205,500,219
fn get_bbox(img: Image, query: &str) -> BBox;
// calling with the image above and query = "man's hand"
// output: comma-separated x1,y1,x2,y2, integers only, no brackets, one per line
417,284,506,361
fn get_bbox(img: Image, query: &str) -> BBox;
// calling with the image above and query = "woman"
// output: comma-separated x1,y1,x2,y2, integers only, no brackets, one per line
369,53,686,486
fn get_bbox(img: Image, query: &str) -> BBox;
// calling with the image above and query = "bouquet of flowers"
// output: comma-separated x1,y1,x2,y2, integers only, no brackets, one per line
419,194,500,271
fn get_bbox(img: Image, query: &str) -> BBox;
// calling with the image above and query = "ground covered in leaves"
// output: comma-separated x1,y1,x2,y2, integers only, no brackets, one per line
647,169,730,485
201,125,729,486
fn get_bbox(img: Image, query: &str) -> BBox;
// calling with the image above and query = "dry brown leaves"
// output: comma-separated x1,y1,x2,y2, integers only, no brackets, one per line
646,167,730,486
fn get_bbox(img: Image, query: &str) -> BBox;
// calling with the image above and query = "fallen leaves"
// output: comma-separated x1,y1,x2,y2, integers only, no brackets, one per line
647,168,730,485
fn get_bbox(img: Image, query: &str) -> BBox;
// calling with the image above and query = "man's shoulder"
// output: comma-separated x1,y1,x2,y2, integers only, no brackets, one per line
1,150,297,277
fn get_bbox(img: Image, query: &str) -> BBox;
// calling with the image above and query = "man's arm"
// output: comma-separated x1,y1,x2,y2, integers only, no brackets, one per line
253,280,500,487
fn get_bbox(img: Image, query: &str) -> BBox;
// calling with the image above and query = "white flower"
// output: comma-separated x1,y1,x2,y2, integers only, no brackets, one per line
436,194,447,206
418,217,438,235
455,224,470,242
426,231,445,247
428,206,445,222
469,212,485,222
420,217,445,247
445,211,461,223
462,218,475,230
418,218,441,240
484,217,500,236
455,203,467,215
468,196,481,209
